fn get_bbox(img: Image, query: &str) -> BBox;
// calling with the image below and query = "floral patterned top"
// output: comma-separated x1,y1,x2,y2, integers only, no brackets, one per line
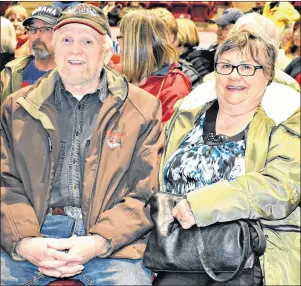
163,101,246,195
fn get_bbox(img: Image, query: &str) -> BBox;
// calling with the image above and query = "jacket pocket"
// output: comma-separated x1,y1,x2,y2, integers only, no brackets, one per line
52,141,66,184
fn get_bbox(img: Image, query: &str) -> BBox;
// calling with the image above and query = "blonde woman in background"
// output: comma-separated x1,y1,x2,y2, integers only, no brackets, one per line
4,4,30,58
151,8,202,89
0,17,17,71
119,9,191,123
176,18,199,57
176,18,214,82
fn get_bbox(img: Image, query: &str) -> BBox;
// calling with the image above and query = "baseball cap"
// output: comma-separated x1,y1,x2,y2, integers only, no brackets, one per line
210,8,244,25
53,3,111,37
23,5,62,26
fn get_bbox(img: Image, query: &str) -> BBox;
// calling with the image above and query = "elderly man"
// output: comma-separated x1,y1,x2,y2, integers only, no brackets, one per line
1,4,163,285
1,4,62,103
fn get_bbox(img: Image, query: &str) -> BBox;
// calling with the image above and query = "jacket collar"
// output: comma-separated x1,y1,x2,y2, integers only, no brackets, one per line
5,55,34,71
177,80,300,125
16,65,129,130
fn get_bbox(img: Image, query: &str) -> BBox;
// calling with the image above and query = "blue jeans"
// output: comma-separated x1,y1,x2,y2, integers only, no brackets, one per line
1,214,152,285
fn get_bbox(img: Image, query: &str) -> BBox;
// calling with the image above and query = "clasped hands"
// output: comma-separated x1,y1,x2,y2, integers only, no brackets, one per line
172,199,196,229
16,234,108,278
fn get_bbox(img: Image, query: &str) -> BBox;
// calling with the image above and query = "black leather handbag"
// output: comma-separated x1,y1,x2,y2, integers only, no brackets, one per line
143,192,266,283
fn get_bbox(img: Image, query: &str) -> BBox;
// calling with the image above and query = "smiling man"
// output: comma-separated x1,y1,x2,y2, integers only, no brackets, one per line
0,4,62,104
1,4,163,285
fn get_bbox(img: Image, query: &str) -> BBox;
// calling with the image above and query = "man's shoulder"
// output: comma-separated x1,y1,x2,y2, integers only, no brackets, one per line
3,55,34,72
127,83,161,120
1,85,33,112
2,70,58,110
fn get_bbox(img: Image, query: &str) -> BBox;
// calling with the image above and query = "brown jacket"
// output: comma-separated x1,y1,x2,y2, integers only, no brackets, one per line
1,66,164,260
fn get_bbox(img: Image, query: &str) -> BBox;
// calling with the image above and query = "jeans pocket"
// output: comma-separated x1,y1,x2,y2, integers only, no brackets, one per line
53,141,67,183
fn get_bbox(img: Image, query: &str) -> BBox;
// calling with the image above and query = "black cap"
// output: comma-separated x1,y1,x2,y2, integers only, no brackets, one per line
23,5,62,26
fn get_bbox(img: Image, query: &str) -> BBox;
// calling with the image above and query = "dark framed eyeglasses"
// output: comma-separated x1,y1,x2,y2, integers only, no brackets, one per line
215,62,264,76
116,35,123,41
26,26,53,35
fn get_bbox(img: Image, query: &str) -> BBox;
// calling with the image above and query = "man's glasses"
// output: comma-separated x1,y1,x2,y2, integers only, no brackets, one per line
215,63,264,76
116,35,123,41
26,26,53,35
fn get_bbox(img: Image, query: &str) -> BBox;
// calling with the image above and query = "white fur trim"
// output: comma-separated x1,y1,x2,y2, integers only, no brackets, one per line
180,80,300,125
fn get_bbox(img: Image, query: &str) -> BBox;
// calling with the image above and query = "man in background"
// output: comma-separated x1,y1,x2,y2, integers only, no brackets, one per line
1,4,61,103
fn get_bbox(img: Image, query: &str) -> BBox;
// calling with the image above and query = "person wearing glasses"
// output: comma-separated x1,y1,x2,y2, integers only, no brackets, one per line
153,31,300,285
1,3,163,285
1,5,62,104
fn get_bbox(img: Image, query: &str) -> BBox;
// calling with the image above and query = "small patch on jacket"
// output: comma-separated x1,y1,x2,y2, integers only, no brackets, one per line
106,130,125,149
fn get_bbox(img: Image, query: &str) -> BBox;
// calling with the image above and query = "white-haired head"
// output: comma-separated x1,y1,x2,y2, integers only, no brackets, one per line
230,13,280,58
0,16,17,53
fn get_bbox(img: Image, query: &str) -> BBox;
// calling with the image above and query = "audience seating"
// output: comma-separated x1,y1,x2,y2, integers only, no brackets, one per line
190,2,216,22
171,2,191,15
148,1,172,10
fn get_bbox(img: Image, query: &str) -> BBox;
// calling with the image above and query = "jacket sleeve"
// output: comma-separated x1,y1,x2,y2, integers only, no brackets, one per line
89,101,165,257
1,98,41,259
160,71,192,123
187,109,300,227
0,68,12,105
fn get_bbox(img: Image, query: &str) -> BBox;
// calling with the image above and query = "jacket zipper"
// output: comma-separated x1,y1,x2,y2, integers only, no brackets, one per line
40,133,54,226
261,223,301,233
40,136,52,183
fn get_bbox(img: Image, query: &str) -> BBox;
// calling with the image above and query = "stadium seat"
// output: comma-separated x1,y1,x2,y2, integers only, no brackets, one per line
190,1,216,22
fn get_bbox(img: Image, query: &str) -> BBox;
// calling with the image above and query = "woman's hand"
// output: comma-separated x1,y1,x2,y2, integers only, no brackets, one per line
172,199,196,229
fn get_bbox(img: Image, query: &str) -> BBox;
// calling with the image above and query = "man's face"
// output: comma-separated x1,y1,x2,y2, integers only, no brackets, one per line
54,23,111,87
28,19,54,60
216,24,234,45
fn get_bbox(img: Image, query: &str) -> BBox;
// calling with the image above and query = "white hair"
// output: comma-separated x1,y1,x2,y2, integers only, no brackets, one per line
1,16,17,53
230,13,280,58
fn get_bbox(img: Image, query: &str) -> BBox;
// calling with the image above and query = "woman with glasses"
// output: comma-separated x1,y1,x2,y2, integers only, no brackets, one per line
118,9,191,123
152,31,300,285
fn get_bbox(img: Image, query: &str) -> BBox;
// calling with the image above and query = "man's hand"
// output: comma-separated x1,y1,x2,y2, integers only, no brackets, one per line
172,199,196,229
16,237,83,278
44,235,109,278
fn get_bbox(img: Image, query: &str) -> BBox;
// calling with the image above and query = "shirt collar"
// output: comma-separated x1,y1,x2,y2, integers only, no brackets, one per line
55,70,108,104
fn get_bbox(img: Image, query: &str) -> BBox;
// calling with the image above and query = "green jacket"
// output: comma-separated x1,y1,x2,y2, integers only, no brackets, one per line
0,55,34,104
159,81,300,285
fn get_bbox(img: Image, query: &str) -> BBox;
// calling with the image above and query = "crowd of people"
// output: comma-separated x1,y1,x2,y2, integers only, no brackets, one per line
0,1,300,286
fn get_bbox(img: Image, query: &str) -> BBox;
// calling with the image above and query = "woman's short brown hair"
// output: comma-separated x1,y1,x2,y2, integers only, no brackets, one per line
215,30,277,80
120,9,177,84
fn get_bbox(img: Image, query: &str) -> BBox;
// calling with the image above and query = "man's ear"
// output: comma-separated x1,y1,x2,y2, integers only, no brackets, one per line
104,46,114,66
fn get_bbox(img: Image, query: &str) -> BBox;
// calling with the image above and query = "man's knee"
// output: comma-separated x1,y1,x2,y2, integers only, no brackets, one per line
83,258,152,285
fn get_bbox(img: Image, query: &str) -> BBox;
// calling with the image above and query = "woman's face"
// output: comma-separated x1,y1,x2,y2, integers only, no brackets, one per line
8,12,26,37
293,26,300,47
215,50,270,115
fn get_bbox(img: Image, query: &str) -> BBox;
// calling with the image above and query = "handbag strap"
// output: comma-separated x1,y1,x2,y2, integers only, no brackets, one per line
196,220,251,283
248,221,266,255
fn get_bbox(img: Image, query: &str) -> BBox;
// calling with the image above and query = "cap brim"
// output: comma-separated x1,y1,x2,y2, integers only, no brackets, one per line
210,17,231,25
23,15,57,26
54,18,108,36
